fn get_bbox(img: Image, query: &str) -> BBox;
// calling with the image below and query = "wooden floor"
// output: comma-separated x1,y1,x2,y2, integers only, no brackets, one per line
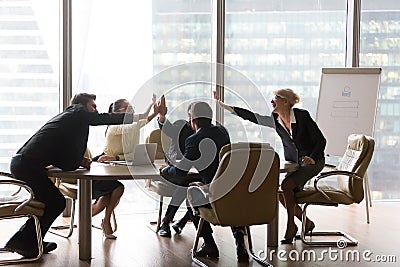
1,201,399,267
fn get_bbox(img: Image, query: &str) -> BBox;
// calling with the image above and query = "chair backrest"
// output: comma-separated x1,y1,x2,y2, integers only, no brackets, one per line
219,142,271,161
145,129,171,160
337,134,375,203
208,143,280,226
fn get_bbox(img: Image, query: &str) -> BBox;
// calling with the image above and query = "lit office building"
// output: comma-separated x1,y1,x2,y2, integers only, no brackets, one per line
152,0,400,199
0,0,399,199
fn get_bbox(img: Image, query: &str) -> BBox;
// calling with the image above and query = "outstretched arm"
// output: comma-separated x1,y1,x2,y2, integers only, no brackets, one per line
214,90,275,128
138,93,156,120
146,100,159,123
213,91,234,113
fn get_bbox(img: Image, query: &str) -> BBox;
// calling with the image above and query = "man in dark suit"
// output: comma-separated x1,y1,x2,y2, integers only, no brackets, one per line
156,95,196,237
161,101,249,261
6,93,138,258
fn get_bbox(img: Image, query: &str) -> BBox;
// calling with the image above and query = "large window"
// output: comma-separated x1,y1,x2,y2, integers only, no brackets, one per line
224,0,347,161
72,0,213,213
72,0,212,156
0,0,60,172
360,0,400,199
2,0,400,202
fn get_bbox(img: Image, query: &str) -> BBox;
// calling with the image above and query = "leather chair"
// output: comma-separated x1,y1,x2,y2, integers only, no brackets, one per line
49,149,117,238
295,134,375,246
0,172,45,264
187,143,280,267
144,129,175,232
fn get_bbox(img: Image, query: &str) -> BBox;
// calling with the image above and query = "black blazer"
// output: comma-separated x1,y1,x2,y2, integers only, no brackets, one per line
161,125,230,185
17,104,134,171
233,107,326,163
158,119,195,162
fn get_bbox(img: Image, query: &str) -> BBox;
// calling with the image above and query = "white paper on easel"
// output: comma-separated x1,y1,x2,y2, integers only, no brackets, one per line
316,68,381,156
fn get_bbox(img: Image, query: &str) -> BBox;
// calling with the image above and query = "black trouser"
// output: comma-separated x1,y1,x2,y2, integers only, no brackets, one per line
163,188,191,223
9,154,66,241
163,174,201,223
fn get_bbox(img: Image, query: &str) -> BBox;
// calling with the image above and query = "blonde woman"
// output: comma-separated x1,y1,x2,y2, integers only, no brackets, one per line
214,89,326,244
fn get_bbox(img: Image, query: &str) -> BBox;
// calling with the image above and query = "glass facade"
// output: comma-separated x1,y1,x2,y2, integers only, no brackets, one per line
223,0,346,150
360,0,400,199
1,0,399,200
0,0,60,172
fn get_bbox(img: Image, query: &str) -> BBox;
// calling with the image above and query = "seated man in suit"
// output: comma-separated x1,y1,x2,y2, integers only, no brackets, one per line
160,101,249,262
157,95,196,237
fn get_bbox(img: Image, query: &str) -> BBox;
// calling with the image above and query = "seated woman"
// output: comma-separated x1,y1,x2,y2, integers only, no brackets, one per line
214,89,326,244
92,95,158,239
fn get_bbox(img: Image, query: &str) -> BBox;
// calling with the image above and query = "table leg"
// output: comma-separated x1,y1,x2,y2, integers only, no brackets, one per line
79,179,92,260
267,198,279,247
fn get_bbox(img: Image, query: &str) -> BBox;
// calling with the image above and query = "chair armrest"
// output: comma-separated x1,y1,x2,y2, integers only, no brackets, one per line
0,171,13,178
0,179,35,212
323,164,337,172
313,170,362,201
189,181,205,187
187,185,209,216
318,170,362,180
0,172,23,196
324,163,337,168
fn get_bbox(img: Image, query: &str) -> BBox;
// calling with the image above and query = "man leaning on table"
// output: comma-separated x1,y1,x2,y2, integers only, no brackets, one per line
6,93,139,258
160,101,250,262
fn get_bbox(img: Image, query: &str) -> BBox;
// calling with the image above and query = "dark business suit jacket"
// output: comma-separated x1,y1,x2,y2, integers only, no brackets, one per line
161,124,230,185
17,104,134,171
233,107,326,163
158,119,195,162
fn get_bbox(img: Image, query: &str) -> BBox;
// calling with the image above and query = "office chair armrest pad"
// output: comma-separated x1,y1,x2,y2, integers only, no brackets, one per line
0,179,35,212
189,181,205,187
313,170,362,201
324,163,336,168
318,170,362,180
187,185,209,216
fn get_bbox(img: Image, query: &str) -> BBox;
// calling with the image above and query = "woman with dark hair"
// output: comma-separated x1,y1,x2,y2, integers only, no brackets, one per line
215,89,326,244
91,95,158,239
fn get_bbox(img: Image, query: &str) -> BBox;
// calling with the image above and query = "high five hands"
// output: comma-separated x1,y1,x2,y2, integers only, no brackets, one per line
213,91,234,113
158,95,167,116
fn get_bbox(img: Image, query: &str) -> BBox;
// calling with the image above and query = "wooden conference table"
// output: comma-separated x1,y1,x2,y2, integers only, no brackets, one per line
47,160,298,261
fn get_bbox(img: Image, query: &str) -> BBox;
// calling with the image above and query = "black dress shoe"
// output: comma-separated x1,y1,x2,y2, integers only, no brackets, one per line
158,223,171,237
171,219,187,234
195,243,219,258
43,241,57,254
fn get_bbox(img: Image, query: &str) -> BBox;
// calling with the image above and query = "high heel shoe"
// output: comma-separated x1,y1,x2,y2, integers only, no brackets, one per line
295,221,315,240
101,220,117,239
305,221,315,236
281,225,298,244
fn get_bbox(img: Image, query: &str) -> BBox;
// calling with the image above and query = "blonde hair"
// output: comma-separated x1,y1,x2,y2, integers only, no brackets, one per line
273,88,300,107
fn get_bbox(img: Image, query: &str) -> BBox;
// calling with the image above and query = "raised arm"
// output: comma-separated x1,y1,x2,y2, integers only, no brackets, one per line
213,91,234,113
138,93,156,120
213,90,274,128
156,95,183,139
146,100,159,123
157,94,168,124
